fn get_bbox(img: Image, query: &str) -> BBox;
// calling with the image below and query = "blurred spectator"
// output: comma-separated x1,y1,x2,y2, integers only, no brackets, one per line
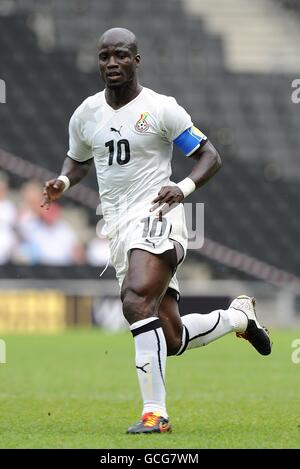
17,180,44,240
0,172,17,227
0,172,17,264
0,178,110,266
86,234,111,267
16,181,83,265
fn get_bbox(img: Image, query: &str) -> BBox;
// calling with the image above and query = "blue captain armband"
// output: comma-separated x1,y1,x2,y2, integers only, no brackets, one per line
173,126,207,156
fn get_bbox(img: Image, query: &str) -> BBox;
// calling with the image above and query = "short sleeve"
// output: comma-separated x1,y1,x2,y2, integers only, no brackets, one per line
160,97,193,142
67,112,93,162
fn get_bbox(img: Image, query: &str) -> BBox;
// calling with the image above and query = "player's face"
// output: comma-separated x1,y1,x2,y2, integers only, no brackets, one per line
98,43,140,89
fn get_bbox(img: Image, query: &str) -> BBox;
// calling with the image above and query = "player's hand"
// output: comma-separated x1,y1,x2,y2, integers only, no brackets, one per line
41,178,65,210
150,185,184,216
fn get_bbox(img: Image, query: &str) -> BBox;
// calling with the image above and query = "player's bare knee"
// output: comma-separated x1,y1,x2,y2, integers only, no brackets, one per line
166,343,181,356
122,287,156,325
165,336,182,356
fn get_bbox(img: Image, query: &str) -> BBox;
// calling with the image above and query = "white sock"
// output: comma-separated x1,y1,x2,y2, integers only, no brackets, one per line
130,317,168,419
177,307,248,355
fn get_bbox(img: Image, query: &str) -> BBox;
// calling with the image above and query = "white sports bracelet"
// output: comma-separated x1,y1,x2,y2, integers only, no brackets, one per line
57,175,70,192
176,177,196,198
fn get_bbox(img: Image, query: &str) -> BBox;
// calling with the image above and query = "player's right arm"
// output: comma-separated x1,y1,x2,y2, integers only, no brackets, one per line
41,156,93,209
41,106,93,209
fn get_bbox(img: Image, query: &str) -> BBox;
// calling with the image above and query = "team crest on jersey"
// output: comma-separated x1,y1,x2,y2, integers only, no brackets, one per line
135,112,150,132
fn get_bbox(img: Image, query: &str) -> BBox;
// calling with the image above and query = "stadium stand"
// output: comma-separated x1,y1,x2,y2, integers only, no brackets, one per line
274,0,300,15
0,0,299,279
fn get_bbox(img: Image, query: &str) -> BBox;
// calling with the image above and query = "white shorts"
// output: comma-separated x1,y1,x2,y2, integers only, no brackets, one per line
108,203,188,296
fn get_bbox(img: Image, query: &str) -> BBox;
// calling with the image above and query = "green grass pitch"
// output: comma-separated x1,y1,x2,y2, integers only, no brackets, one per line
0,328,299,448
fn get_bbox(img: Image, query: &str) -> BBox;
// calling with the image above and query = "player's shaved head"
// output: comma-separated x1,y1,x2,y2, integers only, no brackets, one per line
98,27,141,95
98,28,138,54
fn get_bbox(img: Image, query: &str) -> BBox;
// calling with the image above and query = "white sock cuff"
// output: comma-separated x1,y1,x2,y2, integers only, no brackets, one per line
130,317,158,332
227,308,248,332
142,404,168,419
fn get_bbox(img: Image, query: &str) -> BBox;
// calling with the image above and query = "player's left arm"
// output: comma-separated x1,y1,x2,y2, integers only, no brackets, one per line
151,138,221,210
188,138,222,188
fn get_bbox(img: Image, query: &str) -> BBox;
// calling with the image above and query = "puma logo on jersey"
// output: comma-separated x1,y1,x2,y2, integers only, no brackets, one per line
136,362,150,373
110,125,123,136
145,239,158,248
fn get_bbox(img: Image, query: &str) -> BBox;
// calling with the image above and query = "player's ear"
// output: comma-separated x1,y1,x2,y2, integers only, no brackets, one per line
135,54,141,66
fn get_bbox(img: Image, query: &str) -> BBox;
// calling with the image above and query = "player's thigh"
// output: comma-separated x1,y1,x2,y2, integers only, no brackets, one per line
121,248,174,301
159,292,183,355
121,248,174,320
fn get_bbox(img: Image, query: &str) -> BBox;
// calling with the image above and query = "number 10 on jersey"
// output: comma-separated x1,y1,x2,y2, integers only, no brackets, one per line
105,139,131,165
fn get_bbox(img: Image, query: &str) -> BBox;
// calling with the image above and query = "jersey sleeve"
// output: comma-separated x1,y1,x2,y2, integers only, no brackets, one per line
160,96,207,156
67,111,93,162
160,96,193,142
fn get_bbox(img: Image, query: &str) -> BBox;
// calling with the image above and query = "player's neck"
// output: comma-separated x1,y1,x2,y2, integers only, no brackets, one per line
105,81,143,110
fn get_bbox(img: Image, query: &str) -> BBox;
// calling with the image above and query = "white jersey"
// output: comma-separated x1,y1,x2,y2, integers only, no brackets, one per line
67,87,193,235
